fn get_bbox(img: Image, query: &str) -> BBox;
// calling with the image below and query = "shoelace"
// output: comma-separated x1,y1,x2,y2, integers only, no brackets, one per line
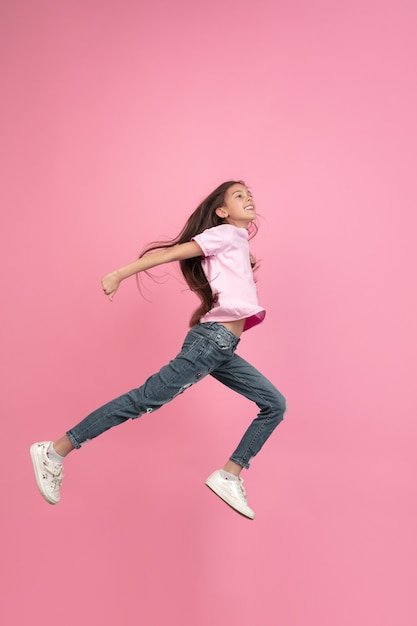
237,478,248,501
43,461,64,486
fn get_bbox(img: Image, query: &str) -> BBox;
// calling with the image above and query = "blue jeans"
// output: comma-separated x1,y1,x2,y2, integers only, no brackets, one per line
66,322,286,468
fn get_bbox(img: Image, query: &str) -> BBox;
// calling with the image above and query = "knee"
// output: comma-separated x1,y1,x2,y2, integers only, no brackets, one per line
272,389,286,419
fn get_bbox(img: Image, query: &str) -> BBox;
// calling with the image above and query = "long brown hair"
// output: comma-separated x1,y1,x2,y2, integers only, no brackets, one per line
139,181,257,327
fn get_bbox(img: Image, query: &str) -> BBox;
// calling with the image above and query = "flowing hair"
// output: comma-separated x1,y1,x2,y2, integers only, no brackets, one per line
139,181,258,327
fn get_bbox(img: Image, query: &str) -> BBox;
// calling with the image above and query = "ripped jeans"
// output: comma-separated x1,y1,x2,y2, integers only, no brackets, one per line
66,322,286,469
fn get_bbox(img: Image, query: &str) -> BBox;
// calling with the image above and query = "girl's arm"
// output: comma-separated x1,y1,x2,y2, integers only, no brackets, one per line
101,241,203,301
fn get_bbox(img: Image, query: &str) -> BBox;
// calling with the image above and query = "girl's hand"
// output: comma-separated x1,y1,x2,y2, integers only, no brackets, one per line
101,271,120,301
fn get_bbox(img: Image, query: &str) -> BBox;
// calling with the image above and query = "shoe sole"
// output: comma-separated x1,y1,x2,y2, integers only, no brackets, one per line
205,478,255,520
30,444,58,505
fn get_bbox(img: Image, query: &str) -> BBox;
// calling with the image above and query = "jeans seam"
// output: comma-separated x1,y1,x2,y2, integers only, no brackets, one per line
218,369,278,466
144,339,215,402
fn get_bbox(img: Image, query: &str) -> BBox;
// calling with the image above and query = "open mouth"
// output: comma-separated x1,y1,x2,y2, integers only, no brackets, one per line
245,205,255,211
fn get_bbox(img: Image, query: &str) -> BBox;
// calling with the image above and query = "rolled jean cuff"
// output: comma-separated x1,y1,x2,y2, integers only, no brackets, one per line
66,430,82,450
229,455,250,470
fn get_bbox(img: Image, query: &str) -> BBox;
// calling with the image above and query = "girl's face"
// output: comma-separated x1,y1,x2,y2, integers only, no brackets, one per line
216,184,256,228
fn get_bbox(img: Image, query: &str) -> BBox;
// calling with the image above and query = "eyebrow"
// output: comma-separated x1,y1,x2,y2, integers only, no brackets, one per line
232,189,249,195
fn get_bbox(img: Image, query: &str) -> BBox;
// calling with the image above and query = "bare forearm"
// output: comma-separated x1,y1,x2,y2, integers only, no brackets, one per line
101,241,202,301
115,248,174,281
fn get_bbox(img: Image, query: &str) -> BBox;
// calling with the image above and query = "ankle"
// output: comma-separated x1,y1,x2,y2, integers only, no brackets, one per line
53,435,75,457
222,461,243,477
220,469,239,481
47,443,65,464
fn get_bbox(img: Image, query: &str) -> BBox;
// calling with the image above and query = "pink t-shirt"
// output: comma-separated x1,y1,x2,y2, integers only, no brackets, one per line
193,224,266,332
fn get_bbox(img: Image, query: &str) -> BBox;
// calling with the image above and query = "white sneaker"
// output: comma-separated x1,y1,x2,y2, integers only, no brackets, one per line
205,470,255,519
30,442,63,505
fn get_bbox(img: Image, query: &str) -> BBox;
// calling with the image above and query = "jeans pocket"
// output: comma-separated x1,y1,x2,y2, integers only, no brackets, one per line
211,332,234,351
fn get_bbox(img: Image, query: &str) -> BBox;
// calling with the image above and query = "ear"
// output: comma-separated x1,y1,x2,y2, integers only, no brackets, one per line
215,207,228,219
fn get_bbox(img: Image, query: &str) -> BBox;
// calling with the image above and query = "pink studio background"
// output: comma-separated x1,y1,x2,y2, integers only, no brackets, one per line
1,1,416,625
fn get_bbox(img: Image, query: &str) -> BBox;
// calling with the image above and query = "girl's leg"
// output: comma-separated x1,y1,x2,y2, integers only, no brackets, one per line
205,354,285,519
53,435,75,457
222,460,243,476
65,326,230,449
210,353,286,469
31,323,241,504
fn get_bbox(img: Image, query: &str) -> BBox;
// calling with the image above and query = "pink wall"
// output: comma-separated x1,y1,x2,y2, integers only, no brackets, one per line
2,0,416,624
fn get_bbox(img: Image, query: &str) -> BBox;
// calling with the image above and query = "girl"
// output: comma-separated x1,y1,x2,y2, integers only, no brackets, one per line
30,181,286,519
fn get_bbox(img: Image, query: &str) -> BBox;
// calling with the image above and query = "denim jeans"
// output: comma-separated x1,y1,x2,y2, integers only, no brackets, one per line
67,322,286,469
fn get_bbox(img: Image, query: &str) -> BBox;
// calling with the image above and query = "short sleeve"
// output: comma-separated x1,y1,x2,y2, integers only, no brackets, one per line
192,226,226,257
